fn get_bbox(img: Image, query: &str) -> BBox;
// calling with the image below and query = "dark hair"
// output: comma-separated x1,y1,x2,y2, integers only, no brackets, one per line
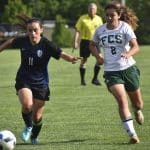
105,2,138,30
27,18,43,28
105,4,121,15
16,14,43,31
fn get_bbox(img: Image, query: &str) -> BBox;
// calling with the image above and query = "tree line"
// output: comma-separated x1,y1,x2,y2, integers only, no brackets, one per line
0,0,149,44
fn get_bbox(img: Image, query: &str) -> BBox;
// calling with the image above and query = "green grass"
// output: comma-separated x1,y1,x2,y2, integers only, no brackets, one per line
0,46,150,150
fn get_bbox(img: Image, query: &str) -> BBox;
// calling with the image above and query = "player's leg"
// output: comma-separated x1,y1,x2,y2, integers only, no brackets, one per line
128,89,144,125
31,99,45,144
92,62,101,85
79,40,90,85
17,88,33,142
125,65,144,125
110,84,139,144
110,84,132,119
30,87,50,144
92,49,102,86
80,58,87,85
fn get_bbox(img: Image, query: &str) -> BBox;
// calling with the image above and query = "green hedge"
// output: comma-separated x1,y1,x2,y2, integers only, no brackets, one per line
52,15,73,47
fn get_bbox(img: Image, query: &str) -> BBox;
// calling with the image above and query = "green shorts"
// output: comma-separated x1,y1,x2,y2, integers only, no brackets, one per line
103,65,140,92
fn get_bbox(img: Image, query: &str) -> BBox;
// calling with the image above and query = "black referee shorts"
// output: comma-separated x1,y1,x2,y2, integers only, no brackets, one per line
80,39,101,58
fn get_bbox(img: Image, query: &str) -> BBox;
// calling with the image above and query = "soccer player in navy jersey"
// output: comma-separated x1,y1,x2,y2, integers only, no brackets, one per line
0,17,81,144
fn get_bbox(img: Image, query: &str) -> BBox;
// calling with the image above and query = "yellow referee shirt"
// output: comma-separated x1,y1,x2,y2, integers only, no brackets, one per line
75,14,103,40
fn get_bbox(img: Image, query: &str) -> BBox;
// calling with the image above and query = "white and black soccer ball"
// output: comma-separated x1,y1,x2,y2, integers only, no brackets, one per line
0,130,16,150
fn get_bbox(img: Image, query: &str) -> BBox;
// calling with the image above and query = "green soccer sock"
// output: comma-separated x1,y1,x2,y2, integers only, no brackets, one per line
31,119,43,139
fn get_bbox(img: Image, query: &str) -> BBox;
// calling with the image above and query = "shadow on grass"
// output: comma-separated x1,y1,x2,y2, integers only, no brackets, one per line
16,139,87,146
16,138,131,147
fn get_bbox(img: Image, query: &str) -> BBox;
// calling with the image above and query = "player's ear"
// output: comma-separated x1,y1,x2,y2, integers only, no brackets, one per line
40,27,44,33
118,13,121,20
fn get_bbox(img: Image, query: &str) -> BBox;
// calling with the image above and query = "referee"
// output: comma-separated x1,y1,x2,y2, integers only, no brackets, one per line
73,3,103,85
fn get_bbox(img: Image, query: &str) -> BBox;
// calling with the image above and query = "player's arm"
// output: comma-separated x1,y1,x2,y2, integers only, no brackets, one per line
89,41,104,65
60,51,82,64
121,38,139,59
0,38,14,53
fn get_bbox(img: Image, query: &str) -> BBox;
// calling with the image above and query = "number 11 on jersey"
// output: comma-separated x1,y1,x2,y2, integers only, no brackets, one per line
29,57,33,66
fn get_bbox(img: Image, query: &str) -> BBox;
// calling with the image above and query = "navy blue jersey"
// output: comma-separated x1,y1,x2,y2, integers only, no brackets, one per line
11,36,62,88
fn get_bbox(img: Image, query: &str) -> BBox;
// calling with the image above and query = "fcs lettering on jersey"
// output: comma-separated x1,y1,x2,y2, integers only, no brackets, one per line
37,50,43,57
100,34,123,46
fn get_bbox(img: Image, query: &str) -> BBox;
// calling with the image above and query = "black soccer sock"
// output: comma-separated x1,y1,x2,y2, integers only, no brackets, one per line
79,67,86,82
22,111,32,127
31,119,43,139
93,64,100,80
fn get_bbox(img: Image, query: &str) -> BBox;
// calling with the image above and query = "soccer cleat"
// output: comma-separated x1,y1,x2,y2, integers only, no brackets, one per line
134,110,144,125
129,136,140,144
21,127,32,142
31,138,38,145
92,79,101,86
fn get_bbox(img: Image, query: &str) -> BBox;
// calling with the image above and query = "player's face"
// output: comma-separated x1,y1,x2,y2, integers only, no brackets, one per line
27,22,43,45
105,8,120,28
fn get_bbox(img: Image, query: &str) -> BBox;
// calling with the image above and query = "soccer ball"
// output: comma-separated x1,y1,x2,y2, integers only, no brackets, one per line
0,130,16,150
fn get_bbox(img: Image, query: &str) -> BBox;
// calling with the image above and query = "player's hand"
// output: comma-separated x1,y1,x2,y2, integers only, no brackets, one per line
96,56,104,65
73,41,79,49
71,57,82,64
121,52,130,59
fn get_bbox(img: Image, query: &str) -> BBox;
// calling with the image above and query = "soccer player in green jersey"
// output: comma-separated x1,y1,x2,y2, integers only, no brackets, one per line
90,3,144,144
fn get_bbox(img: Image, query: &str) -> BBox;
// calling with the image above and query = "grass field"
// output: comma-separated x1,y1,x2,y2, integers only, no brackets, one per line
0,46,150,150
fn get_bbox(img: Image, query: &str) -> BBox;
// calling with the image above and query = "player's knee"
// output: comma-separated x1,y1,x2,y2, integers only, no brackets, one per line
32,114,42,123
22,104,32,113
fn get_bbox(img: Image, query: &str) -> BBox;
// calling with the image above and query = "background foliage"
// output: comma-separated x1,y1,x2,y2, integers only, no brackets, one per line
0,0,149,45
126,0,150,44
52,15,73,47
